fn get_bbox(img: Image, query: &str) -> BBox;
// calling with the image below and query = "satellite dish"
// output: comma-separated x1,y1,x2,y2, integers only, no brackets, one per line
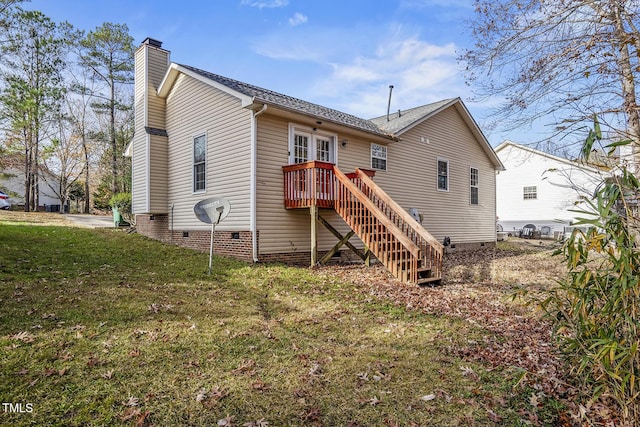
194,197,231,225
193,197,232,275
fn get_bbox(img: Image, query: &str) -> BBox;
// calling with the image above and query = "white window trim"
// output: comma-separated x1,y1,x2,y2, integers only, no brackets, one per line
192,132,207,194
437,157,449,192
470,166,479,205
288,123,337,164
370,143,387,171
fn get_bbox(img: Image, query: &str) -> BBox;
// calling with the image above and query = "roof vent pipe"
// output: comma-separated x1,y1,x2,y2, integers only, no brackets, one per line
386,85,394,122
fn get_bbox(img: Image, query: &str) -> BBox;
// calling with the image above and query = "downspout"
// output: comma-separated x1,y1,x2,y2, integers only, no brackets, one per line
251,103,267,263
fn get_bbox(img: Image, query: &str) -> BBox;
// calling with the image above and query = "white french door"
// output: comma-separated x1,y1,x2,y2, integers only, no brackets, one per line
288,126,336,165
288,125,337,201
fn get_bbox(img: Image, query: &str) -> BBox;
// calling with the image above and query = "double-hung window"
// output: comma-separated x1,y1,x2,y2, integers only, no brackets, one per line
371,143,387,171
437,158,449,191
470,167,479,205
193,134,206,192
523,186,537,200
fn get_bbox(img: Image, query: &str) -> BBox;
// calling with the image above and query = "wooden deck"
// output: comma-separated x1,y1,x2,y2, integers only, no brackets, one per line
283,161,376,209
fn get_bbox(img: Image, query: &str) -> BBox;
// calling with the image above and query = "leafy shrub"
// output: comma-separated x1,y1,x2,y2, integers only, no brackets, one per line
543,119,639,424
108,192,133,225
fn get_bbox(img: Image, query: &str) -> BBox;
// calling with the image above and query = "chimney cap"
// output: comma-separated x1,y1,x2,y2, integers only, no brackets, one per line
143,37,162,48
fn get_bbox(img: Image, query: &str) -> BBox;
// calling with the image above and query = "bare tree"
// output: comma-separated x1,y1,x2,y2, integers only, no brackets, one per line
41,109,85,212
64,64,103,213
463,0,640,160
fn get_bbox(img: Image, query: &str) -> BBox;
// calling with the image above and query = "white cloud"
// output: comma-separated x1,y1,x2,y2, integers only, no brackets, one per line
241,0,289,9
310,36,466,117
249,23,475,118
288,12,308,26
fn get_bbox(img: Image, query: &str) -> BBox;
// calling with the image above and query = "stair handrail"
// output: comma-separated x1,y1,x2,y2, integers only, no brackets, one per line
333,166,421,259
355,169,444,254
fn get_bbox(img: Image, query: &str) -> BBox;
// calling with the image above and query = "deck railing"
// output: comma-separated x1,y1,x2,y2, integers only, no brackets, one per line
282,161,335,209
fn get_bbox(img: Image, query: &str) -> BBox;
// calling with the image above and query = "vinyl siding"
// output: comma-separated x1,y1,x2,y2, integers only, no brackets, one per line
132,47,148,213
131,134,148,214
147,47,167,130
149,134,168,213
165,74,252,231
132,44,169,214
496,143,604,233
255,114,375,254
374,105,497,244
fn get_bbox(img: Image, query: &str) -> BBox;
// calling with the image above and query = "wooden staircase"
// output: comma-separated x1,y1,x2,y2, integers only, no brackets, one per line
333,167,443,285
282,161,443,285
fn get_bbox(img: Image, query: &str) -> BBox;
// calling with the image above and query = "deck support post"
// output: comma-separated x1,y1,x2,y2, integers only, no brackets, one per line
316,214,369,264
310,205,318,266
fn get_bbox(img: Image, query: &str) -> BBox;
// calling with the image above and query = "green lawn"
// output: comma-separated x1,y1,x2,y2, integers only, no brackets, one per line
0,215,561,426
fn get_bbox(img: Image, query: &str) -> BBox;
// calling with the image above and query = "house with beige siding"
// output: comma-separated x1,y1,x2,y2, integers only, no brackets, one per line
128,38,504,284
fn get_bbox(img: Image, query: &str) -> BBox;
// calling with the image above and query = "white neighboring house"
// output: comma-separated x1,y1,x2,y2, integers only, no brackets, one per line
495,140,607,236
0,166,62,210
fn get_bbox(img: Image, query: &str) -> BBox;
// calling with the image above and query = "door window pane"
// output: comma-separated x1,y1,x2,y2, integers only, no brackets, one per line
294,134,309,164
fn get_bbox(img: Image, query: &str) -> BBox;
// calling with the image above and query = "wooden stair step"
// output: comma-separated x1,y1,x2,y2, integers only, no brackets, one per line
417,276,441,285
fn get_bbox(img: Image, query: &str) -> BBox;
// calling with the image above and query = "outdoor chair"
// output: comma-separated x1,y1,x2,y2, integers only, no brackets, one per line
520,224,536,239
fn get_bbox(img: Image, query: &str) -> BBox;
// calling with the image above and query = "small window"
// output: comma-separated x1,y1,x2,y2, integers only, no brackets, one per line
193,134,206,192
523,186,537,200
371,143,387,171
437,159,449,191
470,167,479,205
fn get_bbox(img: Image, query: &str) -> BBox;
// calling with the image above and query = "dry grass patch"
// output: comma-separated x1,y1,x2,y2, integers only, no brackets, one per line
0,210,75,227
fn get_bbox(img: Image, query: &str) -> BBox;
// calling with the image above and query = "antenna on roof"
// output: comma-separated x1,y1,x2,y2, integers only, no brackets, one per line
386,85,394,122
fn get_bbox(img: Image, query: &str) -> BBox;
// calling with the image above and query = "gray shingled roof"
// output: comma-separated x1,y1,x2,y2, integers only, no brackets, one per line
370,98,457,134
179,64,391,138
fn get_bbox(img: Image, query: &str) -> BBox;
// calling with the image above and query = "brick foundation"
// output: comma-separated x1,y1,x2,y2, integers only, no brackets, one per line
135,214,254,262
135,214,496,264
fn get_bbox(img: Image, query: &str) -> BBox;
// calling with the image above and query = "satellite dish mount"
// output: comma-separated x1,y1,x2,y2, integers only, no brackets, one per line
194,197,231,274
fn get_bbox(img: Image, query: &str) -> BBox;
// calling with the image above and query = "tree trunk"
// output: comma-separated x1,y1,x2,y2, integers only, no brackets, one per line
82,131,90,214
24,145,30,212
612,2,640,170
110,74,117,195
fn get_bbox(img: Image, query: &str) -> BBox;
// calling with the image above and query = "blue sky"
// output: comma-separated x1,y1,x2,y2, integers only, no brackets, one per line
25,0,527,146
